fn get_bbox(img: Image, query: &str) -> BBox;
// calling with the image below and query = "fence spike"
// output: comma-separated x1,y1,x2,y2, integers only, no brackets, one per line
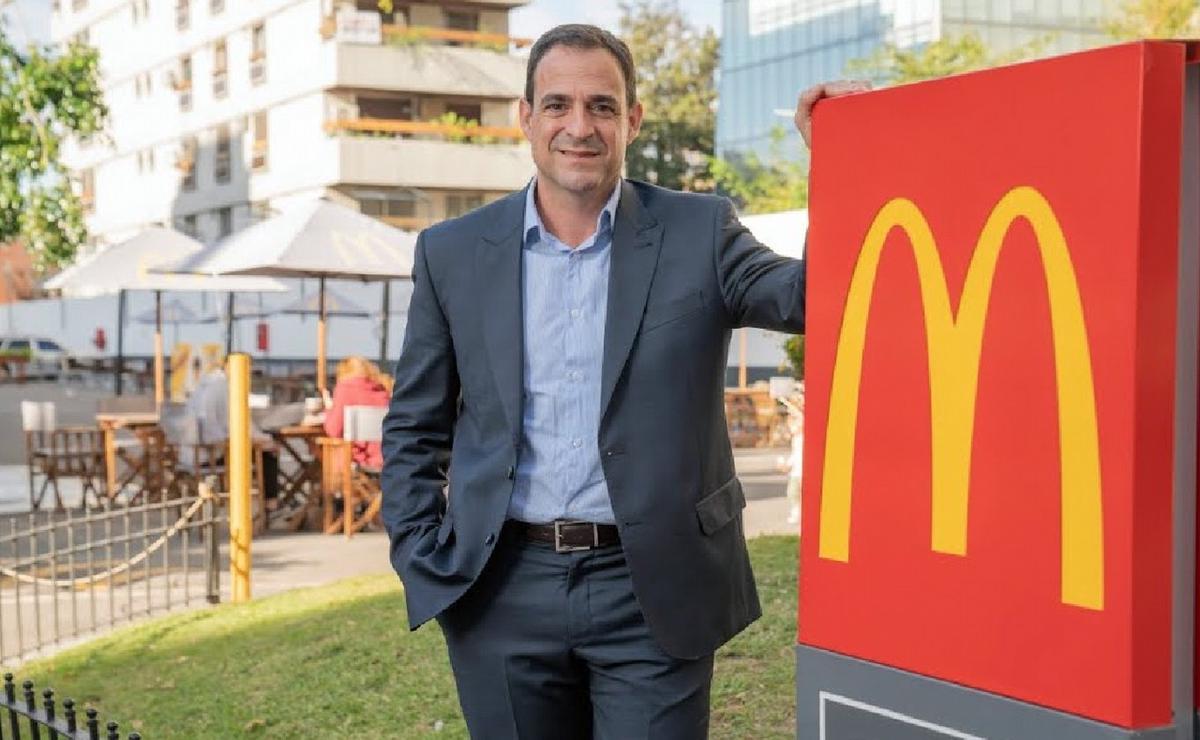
106,720,119,740
86,707,99,740
63,698,77,733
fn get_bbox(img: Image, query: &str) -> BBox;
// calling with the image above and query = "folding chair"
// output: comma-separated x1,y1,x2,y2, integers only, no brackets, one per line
22,401,106,511
320,405,386,537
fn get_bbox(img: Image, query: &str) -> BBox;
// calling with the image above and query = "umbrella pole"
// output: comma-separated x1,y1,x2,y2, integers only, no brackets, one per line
225,292,235,355
115,289,126,396
317,277,327,396
154,290,164,408
379,281,390,369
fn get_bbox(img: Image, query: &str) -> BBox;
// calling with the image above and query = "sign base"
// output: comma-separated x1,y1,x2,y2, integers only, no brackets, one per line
796,645,1180,740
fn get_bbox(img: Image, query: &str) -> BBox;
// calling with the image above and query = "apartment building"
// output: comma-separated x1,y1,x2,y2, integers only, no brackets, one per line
52,0,535,248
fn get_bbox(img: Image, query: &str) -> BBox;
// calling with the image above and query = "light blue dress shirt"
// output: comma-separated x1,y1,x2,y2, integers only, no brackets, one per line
507,178,622,524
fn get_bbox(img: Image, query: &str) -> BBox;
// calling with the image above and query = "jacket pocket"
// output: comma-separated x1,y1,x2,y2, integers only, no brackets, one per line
641,290,705,334
695,476,746,535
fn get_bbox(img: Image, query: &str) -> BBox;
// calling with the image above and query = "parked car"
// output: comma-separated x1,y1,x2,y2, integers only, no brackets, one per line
0,336,71,379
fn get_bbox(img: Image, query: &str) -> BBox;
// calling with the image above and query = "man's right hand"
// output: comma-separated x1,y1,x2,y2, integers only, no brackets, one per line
795,80,872,150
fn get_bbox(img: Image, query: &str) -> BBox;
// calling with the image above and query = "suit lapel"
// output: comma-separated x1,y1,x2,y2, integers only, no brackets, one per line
600,181,664,420
478,188,526,443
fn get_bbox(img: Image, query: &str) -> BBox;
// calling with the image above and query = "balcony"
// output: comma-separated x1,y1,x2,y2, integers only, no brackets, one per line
321,19,533,50
332,37,524,98
328,120,531,191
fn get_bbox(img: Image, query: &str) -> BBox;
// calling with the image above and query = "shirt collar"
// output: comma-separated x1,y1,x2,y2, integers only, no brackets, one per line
524,177,622,249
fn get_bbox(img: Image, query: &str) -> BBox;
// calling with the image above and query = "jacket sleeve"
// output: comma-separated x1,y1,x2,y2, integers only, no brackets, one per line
713,197,807,333
323,383,345,439
380,232,459,574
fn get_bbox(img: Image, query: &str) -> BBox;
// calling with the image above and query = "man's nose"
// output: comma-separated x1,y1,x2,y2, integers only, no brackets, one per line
564,105,595,140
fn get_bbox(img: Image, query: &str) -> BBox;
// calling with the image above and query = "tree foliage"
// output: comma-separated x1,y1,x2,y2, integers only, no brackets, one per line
0,25,106,270
846,31,1047,85
619,0,719,191
1105,0,1200,39
783,334,805,380
710,126,808,215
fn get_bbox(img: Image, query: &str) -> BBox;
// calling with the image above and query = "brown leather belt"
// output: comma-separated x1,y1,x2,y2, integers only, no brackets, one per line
506,519,621,552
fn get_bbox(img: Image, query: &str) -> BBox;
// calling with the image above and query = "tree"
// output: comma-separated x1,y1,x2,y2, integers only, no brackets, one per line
846,31,1047,85
0,25,106,270
783,334,805,380
1105,0,1200,39
619,0,719,192
709,126,808,215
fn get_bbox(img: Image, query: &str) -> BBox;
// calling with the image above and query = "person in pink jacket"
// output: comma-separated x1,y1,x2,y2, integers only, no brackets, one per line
323,355,391,469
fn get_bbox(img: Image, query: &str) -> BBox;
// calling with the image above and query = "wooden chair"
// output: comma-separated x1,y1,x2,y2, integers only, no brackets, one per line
22,401,106,511
319,405,386,537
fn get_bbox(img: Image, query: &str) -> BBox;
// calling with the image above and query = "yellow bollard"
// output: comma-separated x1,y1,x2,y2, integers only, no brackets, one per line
228,352,252,602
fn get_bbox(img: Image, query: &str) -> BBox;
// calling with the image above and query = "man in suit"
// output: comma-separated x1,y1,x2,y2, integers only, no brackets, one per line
381,23,867,738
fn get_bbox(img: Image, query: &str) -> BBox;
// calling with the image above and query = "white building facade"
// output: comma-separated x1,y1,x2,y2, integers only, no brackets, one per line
52,0,535,249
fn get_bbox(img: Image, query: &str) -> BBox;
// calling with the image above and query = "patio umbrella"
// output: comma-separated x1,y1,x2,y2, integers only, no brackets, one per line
278,287,370,318
132,298,210,349
158,199,417,393
43,226,285,406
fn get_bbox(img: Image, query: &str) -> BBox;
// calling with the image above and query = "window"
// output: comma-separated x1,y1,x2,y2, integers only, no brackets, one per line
131,0,148,23
8,340,30,352
215,124,231,183
71,0,86,10
179,136,197,189
213,38,228,98
445,102,482,124
210,0,223,14
218,207,232,237
181,214,198,236
445,10,479,32
251,110,268,170
176,55,193,109
358,97,414,121
445,193,483,217
360,194,416,219
176,0,189,30
250,23,266,84
37,340,62,352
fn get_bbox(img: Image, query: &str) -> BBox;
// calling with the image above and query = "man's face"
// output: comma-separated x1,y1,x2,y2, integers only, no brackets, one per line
520,45,643,198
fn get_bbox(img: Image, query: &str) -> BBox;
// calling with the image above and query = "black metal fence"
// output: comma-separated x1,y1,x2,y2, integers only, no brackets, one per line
0,488,223,665
1,674,140,739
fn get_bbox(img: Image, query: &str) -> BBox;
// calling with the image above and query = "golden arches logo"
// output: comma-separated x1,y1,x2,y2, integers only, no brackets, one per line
817,186,1104,611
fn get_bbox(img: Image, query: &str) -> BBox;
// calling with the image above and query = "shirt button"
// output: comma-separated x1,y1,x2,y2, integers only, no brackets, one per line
570,308,581,319
485,533,496,545
572,438,583,449
506,465,515,480
568,371,582,381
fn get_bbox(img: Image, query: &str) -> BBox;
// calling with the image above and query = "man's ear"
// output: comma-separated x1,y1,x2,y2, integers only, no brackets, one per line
519,97,533,141
627,100,644,141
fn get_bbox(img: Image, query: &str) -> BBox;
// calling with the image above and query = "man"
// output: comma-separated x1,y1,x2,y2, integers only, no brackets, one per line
381,23,867,738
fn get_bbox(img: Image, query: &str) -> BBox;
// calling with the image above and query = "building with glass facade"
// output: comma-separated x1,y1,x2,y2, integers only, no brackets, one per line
717,0,1118,162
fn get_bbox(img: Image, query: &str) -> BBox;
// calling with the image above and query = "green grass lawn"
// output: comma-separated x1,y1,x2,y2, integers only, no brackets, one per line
11,536,798,738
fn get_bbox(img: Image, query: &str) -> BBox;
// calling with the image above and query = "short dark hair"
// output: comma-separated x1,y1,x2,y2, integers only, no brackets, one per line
524,24,637,110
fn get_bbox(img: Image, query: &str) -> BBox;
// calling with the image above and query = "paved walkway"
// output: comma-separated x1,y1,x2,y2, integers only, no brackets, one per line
247,447,798,600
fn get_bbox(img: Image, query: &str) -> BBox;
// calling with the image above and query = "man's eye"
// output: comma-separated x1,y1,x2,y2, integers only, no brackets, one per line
545,103,566,112
592,104,615,114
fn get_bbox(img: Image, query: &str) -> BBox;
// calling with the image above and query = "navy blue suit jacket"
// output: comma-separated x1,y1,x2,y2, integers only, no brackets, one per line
381,180,806,659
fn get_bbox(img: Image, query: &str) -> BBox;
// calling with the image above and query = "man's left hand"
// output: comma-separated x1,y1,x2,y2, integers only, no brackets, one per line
795,80,872,150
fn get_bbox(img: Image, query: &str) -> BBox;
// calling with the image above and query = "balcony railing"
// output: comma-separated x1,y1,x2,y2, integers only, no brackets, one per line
320,19,533,49
324,117,524,143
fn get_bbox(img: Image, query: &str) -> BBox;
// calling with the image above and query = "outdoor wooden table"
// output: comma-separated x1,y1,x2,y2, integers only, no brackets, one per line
266,424,324,530
96,411,160,500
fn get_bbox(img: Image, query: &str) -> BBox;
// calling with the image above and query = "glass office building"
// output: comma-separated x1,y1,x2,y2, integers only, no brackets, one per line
717,0,1117,162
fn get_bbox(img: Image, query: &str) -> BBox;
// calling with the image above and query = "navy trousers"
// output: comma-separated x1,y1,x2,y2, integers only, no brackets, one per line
436,526,714,739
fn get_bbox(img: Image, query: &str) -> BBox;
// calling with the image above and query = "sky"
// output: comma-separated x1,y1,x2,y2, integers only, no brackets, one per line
0,0,50,48
511,0,722,40
0,1,722,47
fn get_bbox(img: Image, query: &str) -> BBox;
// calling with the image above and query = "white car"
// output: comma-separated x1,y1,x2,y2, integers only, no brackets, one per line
0,336,71,378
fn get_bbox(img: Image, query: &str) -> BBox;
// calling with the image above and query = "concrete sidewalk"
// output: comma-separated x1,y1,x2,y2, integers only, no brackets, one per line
246,449,799,600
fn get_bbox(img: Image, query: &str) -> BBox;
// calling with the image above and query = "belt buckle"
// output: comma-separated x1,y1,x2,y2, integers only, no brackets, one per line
553,520,598,553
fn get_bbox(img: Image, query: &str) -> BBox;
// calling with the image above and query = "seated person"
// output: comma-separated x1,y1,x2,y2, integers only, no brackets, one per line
323,356,391,469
